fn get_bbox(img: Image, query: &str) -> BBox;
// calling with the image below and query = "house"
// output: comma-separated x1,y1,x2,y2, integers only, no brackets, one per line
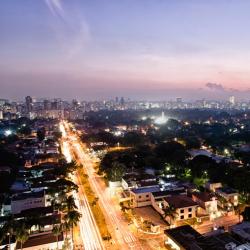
205,182,222,192
192,192,218,217
11,191,50,214
163,195,198,223
216,187,239,207
29,214,61,235
16,232,64,250
121,173,157,190
151,190,187,216
130,186,160,207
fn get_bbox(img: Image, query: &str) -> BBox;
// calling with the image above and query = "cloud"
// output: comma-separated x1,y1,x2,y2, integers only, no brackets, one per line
205,82,225,91
44,0,91,58
45,0,65,19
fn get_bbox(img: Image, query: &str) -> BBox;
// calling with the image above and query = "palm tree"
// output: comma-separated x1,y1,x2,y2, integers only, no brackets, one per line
15,223,29,250
162,205,177,227
52,224,63,250
4,216,15,249
234,204,244,223
63,221,71,239
64,195,77,212
64,210,81,248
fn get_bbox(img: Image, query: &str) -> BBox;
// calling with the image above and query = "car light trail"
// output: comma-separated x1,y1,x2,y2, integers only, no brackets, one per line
60,121,104,250
61,120,143,250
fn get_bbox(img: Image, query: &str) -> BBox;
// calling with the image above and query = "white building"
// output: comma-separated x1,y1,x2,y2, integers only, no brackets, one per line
192,192,218,218
11,191,49,214
130,186,160,208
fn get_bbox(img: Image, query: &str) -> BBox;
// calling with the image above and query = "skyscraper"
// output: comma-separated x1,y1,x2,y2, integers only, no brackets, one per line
229,96,235,106
25,96,33,113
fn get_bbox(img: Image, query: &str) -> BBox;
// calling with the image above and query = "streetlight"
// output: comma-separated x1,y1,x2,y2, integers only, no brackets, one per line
7,232,10,250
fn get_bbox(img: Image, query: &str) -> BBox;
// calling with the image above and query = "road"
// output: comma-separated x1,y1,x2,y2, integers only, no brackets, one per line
61,121,143,250
196,214,241,234
60,122,105,250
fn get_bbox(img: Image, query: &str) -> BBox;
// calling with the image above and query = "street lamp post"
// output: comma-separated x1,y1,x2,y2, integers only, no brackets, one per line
7,232,10,250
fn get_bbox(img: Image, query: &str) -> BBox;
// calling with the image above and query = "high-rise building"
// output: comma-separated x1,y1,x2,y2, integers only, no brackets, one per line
43,100,50,110
176,97,183,103
25,96,33,113
120,97,125,106
229,96,235,105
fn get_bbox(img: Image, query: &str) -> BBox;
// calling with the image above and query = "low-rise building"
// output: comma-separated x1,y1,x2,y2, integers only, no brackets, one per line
121,173,157,190
151,190,187,216
192,192,218,217
16,232,64,250
216,187,239,207
165,225,244,250
163,195,198,223
130,186,160,207
11,191,49,214
205,182,222,192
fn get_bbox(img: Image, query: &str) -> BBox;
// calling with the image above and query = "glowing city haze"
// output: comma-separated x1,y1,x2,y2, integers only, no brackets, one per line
1,0,250,100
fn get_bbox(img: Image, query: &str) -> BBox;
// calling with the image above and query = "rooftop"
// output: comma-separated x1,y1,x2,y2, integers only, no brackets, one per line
231,222,250,241
164,195,198,209
16,206,54,217
216,187,238,195
131,186,160,194
152,189,186,198
165,225,242,250
11,191,45,201
16,232,63,249
192,192,216,202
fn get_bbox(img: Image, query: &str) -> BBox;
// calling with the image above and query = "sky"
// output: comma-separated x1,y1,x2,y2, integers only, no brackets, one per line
1,0,250,101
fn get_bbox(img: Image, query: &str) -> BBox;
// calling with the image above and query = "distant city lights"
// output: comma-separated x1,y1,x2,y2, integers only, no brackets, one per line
154,112,168,125
4,130,12,136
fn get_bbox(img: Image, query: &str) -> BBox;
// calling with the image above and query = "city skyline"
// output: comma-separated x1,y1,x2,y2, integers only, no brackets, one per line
1,0,250,100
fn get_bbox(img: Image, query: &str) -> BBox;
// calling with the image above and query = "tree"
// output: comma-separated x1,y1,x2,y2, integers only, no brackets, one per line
19,126,31,136
162,205,177,227
242,207,250,222
15,223,29,250
53,131,62,140
64,195,77,212
106,162,125,182
63,221,71,239
52,178,78,193
167,119,180,131
234,204,244,223
155,141,188,165
37,128,45,141
0,217,15,247
52,224,63,250
64,210,81,248
122,132,144,146
189,155,216,179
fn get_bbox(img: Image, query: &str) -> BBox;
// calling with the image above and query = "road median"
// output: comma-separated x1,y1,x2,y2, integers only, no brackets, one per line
78,167,111,240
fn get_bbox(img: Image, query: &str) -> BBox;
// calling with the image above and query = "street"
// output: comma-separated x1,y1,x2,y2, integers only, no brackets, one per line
60,121,143,250
60,122,105,250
